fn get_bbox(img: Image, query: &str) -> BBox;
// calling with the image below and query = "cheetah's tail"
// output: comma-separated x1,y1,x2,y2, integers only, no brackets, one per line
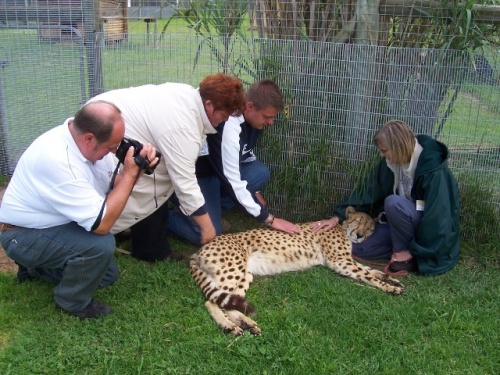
214,293,255,315
190,254,255,315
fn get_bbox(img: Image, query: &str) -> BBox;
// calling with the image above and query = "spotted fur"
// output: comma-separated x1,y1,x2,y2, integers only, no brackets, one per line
190,212,403,336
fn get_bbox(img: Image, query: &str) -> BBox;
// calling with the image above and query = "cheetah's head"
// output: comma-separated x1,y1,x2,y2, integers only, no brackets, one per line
341,206,375,243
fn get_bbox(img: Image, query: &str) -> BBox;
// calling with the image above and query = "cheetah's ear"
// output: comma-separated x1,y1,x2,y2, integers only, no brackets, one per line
345,206,356,217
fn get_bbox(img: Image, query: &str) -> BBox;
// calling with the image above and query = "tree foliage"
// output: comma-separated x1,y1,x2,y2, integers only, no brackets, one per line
161,0,251,73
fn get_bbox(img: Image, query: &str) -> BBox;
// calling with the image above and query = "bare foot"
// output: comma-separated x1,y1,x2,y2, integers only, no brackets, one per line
391,250,413,262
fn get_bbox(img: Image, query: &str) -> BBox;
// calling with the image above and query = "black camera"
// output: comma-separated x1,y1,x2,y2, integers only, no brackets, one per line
115,137,161,175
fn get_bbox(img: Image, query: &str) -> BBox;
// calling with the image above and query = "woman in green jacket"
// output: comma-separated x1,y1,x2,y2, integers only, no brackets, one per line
313,120,460,276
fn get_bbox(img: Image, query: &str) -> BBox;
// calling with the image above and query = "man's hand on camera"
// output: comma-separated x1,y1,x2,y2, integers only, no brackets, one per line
140,143,160,171
117,145,159,187
124,144,158,173
121,146,143,176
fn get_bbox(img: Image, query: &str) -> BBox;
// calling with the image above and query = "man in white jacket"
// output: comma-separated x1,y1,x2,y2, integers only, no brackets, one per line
89,74,246,262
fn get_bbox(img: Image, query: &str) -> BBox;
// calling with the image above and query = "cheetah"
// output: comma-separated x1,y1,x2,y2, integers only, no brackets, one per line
190,207,403,336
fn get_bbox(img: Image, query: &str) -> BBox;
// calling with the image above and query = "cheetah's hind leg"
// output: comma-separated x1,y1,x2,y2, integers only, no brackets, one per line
225,309,261,336
205,301,244,336
380,272,404,289
204,301,261,336
356,263,405,289
326,259,404,295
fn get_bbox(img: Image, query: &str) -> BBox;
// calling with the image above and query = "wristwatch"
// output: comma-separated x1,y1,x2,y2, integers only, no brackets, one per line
266,216,275,227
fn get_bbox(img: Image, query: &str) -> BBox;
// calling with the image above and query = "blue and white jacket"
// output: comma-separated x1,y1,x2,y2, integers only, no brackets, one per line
196,115,270,222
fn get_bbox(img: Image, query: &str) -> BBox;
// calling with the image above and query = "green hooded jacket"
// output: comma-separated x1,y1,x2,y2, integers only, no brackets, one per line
333,135,460,275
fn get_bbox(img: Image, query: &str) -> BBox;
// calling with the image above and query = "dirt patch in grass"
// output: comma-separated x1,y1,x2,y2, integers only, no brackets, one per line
0,186,16,274
0,244,16,274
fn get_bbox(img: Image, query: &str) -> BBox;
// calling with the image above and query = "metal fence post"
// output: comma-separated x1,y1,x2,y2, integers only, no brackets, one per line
0,59,11,176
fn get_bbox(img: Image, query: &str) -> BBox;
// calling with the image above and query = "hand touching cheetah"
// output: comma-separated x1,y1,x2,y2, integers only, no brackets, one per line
190,208,403,336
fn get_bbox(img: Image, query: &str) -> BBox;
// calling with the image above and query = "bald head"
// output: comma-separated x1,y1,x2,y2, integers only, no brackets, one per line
73,101,123,143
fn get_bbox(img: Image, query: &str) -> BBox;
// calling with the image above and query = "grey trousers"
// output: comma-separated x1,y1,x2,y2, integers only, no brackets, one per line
1,221,118,312
352,195,423,260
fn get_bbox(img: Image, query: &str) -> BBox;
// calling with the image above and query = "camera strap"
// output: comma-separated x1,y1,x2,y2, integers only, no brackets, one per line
107,162,143,195
133,154,149,170
130,154,158,208
152,172,158,208
101,157,158,223
91,163,121,231
107,163,121,194
92,153,159,231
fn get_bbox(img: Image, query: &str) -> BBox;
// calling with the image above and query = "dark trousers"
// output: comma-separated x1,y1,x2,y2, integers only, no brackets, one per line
167,175,221,246
351,195,423,260
130,200,172,262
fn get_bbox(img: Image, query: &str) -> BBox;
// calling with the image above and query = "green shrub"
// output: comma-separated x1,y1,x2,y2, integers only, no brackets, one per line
458,172,500,261
0,175,8,187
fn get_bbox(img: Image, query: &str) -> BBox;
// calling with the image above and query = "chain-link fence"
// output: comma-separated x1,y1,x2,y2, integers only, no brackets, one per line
0,1,499,241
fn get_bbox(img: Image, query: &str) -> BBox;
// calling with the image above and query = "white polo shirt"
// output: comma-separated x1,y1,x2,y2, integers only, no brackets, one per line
0,121,115,231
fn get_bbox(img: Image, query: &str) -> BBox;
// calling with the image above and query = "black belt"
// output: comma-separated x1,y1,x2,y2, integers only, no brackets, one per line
0,223,20,232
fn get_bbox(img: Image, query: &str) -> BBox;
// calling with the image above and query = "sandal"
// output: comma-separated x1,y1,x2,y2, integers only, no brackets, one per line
352,255,388,272
384,257,418,277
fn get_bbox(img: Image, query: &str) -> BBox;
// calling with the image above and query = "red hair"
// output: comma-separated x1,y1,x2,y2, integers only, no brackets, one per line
199,73,246,114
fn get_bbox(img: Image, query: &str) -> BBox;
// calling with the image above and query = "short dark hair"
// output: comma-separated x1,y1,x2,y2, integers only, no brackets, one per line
247,79,284,112
199,73,246,114
73,101,122,143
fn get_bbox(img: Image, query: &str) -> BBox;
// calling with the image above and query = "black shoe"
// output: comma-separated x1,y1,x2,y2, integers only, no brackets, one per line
388,257,418,273
114,228,132,243
57,299,112,319
16,263,34,283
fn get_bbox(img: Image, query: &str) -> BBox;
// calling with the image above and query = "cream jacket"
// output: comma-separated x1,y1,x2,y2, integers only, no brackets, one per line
90,83,216,233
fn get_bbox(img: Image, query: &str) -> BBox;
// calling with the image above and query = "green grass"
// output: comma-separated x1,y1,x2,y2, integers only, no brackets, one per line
0,24,499,372
0,209,499,374
437,89,500,149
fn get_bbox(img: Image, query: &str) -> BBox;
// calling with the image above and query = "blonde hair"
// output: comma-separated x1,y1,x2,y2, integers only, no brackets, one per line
373,120,416,164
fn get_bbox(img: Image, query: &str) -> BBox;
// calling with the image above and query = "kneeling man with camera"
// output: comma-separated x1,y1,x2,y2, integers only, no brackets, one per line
0,101,159,319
